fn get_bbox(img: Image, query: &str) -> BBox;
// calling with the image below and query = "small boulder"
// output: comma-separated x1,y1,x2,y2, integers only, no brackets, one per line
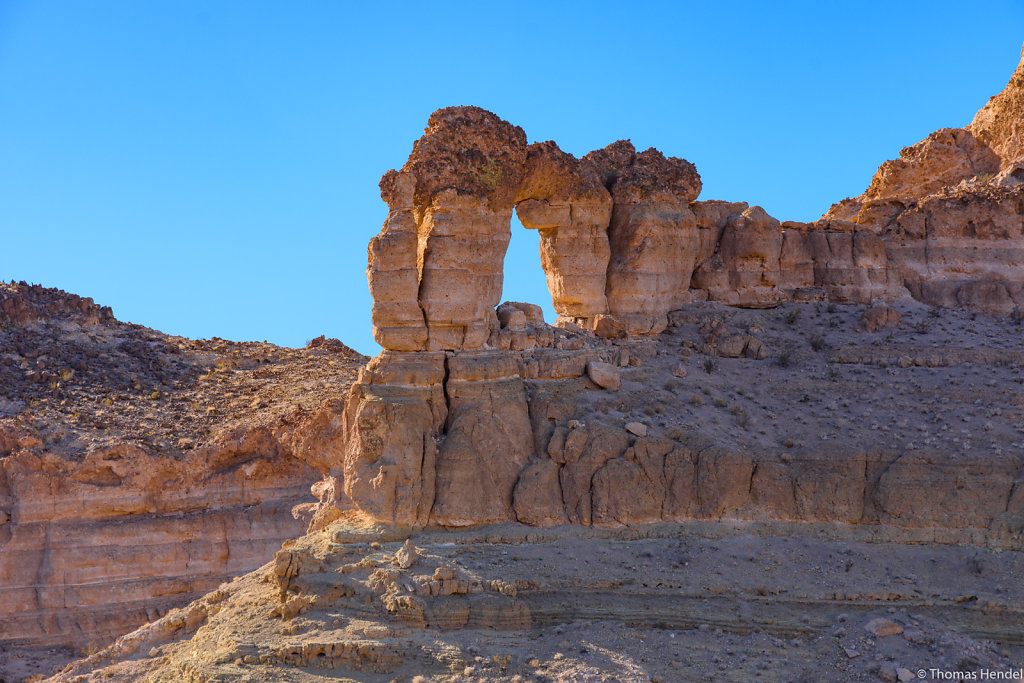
593,314,628,339
864,617,903,637
394,539,418,570
877,663,898,682
496,304,528,331
744,336,768,360
587,361,621,391
718,335,748,358
625,422,647,437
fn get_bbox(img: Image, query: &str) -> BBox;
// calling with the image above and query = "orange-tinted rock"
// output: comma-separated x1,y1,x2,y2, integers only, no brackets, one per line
692,206,783,307
370,107,527,351
968,45,1024,168
827,128,999,225
342,351,446,526
430,352,533,526
586,141,702,333
883,185,1024,313
817,48,1024,315
368,171,428,350
515,141,613,324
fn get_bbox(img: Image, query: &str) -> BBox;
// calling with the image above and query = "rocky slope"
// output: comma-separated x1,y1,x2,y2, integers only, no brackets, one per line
0,282,366,659
47,517,1024,682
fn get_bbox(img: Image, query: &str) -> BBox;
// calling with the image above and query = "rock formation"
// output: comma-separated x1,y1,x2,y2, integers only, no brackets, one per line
370,51,1024,357
585,141,702,334
824,45,1024,312
514,141,612,326
347,53,1024,532
369,107,527,351
0,283,367,651
14,45,1024,683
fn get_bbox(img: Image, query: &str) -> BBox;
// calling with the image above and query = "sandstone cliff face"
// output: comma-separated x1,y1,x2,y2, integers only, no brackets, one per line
968,44,1024,169
369,109,712,348
822,46,1024,312
883,184,1024,313
515,141,612,323
341,334,629,528
350,56,1024,534
371,107,527,351
371,52,1024,357
585,142,702,334
0,283,366,650
0,424,311,650
337,300,1024,541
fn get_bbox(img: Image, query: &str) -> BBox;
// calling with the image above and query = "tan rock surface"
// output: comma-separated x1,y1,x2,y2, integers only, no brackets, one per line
370,107,527,351
16,48,1024,678
692,205,783,307
0,282,367,654
49,521,1023,682
883,184,1024,313
515,141,613,323
586,141,702,333
338,299,1024,540
968,44,1024,168
819,47,1024,314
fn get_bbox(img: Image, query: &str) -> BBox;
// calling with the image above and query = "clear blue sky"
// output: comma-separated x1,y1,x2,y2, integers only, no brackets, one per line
2,2,1022,355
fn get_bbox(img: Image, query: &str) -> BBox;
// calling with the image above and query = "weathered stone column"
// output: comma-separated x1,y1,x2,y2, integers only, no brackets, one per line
584,141,702,335
515,141,613,328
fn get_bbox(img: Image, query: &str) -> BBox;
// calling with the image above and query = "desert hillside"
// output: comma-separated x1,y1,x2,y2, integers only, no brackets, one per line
3,42,1024,683
0,282,366,679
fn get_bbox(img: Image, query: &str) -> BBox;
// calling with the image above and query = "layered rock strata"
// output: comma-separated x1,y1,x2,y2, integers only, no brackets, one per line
0,429,312,649
351,55,1024,532
55,522,1024,681
338,299,1024,541
0,283,367,650
824,46,1024,312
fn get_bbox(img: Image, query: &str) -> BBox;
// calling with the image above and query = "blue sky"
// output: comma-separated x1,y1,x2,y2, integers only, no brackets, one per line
2,1,1022,355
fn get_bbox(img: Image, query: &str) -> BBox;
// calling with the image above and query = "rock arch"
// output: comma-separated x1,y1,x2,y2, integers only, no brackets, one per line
368,106,710,352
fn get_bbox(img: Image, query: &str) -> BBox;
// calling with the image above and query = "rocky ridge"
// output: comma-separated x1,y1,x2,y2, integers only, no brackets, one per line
342,47,1024,533
0,282,367,656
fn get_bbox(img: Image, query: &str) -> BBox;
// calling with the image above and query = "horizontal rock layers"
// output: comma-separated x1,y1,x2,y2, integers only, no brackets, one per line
0,425,315,648
335,343,1024,543
371,50,1024,349
824,46,1024,313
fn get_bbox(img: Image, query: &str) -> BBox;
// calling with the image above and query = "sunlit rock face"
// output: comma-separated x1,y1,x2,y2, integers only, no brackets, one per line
352,59,1024,529
370,106,527,352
